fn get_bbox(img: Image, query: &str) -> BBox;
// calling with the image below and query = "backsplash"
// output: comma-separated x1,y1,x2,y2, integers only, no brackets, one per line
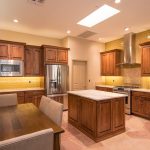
0,77,44,89
123,68,141,86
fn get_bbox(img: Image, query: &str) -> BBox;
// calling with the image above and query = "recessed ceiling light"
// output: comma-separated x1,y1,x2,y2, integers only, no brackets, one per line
77,4,120,27
115,0,121,4
13,19,19,23
98,38,103,41
67,30,71,34
125,27,129,31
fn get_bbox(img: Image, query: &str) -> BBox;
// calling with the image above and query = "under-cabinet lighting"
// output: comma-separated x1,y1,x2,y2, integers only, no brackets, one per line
13,19,19,23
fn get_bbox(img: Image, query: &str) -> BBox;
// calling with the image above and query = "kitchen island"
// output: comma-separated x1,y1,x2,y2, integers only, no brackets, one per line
68,90,127,142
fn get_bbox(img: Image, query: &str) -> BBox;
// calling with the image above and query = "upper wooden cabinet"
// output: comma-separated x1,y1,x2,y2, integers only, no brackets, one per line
42,45,69,64
25,45,43,76
100,49,122,76
140,42,150,76
0,40,25,60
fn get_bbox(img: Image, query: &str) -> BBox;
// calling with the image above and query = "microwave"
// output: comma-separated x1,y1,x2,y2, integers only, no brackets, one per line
0,60,24,76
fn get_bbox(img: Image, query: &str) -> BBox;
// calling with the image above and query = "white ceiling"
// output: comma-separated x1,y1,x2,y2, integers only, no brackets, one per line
0,0,150,42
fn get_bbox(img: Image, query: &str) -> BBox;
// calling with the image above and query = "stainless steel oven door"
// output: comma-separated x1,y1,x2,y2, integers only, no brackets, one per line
0,60,24,76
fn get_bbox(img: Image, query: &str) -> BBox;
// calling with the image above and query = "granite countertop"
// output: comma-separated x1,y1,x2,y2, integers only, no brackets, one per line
131,88,150,93
0,88,45,93
96,85,114,88
68,90,127,101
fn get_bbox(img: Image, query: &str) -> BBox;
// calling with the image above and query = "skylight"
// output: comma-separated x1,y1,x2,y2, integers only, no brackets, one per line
77,4,120,27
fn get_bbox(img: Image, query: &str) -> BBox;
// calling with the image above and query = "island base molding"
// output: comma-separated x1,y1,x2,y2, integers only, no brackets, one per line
68,94,125,142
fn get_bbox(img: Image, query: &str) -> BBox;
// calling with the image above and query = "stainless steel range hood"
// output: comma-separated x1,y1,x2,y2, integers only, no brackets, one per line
119,32,140,67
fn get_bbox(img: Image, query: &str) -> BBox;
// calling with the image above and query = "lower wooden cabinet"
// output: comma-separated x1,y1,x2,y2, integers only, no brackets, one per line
0,90,45,107
96,86,113,92
132,91,150,119
68,94,125,142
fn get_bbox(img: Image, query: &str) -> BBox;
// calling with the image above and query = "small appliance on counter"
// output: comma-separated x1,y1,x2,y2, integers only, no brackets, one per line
46,64,69,110
0,60,24,76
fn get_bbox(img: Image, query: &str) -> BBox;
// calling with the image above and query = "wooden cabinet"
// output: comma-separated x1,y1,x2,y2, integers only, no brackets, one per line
96,86,113,92
42,45,69,64
0,90,45,108
24,90,45,107
97,101,112,137
112,98,125,131
25,45,43,76
0,40,25,60
68,94,125,142
141,42,150,76
0,43,9,59
132,91,150,119
79,97,96,136
100,49,122,76
57,49,68,63
68,94,80,126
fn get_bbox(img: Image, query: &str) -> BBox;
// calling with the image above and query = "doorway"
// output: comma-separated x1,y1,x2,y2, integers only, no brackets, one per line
72,60,87,91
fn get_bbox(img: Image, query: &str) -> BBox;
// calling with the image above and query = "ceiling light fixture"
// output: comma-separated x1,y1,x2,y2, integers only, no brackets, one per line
115,0,121,4
77,4,120,27
67,30,71,34
13,19,19,23
125,27,129,31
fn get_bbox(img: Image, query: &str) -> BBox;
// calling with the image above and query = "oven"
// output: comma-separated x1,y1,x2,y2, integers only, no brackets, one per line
0,60,24,76
113,86,132,114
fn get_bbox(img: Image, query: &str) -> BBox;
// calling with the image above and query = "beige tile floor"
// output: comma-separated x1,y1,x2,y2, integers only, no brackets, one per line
61,112,150,150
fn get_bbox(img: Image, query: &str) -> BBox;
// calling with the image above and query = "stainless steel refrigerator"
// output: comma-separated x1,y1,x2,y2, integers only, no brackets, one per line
46,64,69,110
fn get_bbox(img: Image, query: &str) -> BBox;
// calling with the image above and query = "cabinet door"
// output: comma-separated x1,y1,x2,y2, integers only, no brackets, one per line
101,53,108,75
33,49,41,75
112,99,125,131
68,94,80,125
10,45,24,60
24,91,34,104
140,97,150,118
45,48,57,63
132,96,141,114
97,101,112,137
142,47,150,75
57,50,68,63
17,92,25,104
80,98,96,135
25,49,33,75
108,52,115,75
0,43,9,59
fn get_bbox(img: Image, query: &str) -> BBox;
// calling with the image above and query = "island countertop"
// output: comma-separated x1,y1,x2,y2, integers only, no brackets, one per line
68,89,127,101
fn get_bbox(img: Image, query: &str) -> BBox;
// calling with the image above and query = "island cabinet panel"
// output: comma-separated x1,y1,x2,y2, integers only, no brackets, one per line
132,91,150,119
97,101,112,136
68,94,80,126
112,99,125,131
79,98,96,136
68,94,125,142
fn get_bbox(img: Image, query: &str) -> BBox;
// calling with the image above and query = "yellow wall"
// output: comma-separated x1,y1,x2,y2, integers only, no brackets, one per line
0,29,62,46
104,30,150,87
0,77,44,89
